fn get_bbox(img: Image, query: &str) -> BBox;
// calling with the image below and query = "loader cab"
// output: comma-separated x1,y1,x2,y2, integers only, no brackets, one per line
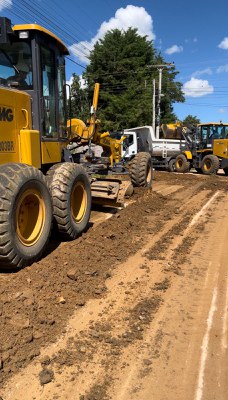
198,123,228,149
0,17,69,141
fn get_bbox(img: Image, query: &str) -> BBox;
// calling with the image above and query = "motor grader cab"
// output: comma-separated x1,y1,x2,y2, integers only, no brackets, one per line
175,122,228,175
0,17,71,167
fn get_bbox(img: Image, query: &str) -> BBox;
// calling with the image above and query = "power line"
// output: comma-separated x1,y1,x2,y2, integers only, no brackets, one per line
2,0,92,60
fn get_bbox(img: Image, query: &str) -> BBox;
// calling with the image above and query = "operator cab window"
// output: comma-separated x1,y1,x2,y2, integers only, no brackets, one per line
0,41,33,89
40,45,57,138
209,125,225,140
57,55,67,138
201,126,208,142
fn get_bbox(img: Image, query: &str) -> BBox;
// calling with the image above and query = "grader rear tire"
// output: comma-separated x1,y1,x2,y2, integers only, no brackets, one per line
0,163,52,269
175,154,190,173
130,152,152,188
47,163,91,240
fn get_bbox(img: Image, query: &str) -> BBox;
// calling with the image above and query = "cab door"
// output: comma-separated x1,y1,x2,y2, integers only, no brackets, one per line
38,43,67,164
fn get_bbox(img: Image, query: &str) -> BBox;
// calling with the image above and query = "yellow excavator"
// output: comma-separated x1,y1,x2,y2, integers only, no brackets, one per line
0,17,151,268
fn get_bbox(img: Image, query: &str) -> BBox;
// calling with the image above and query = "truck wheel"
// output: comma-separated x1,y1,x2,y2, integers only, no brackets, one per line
130,152,152,188
175,154,190,173
201,155,219,175
47,163,91,240
0,163,52,269
167,159,176,172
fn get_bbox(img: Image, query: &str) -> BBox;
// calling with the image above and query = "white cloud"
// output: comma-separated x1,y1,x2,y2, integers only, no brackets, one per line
183,77,214,97
69,5,155,63
66,76,74,86
66,75,86,99
219,108,227,114
0,0,12,11
218,37,228,50
192,68,212,77
66,76,73,99
184,37,198,44
80,75,86,89
69,41,92,64
216,64,228,73
165,45,183,55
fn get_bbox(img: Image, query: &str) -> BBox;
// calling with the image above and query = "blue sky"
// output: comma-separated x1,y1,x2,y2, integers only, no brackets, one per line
1,0,228,123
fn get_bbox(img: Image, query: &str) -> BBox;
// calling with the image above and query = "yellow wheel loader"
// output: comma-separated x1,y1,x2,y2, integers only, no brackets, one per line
0,17,141,268
175,123,228,175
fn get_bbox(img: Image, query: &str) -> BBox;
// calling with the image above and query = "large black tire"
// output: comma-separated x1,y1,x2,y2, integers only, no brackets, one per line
201,155,220,175
47,163,91,240
223,168,228,176
175,154,190,173
0,163,53,269
130,152,152,188
167,158,176,172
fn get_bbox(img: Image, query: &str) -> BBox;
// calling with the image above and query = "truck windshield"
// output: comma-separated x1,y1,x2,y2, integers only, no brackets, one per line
0,41,33,89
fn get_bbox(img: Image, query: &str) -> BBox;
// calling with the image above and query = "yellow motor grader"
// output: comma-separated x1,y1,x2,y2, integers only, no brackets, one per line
0,17,151,269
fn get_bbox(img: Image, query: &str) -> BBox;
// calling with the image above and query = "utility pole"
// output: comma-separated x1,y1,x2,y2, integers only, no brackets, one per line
156,66,165,139
152,79,156,132
148,63,175,138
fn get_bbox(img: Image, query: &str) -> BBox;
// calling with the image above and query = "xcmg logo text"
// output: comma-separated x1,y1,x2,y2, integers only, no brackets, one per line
0,107,13,122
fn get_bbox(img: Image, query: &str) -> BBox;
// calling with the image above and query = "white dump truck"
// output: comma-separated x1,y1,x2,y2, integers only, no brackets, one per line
123,125,185,172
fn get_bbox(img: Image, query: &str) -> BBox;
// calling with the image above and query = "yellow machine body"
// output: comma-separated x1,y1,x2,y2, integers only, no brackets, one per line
0,87,65,167
0,87,42,166
213,139,228,159
67,83,125,166
182,150,192,160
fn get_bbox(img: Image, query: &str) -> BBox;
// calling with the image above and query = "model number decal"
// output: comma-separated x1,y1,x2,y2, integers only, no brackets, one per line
0,141,14,152
0,107,13,122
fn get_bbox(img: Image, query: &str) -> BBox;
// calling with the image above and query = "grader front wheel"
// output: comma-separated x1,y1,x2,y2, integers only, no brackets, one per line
47,163,91,240
0,163,53,269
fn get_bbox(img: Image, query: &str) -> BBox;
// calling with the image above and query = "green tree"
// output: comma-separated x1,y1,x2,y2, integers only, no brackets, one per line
68,73,89,121
83,28,184,130
182,114,201,127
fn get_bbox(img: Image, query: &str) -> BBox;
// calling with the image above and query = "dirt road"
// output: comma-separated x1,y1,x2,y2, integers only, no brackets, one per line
0,172,227,400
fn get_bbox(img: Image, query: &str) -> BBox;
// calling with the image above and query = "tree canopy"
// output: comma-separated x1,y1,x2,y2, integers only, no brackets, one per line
68,73,90,121
70,28,185,131
182,114,201,127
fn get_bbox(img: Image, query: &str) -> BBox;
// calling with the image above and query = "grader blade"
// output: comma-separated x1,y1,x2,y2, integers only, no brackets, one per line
91,179,133,207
